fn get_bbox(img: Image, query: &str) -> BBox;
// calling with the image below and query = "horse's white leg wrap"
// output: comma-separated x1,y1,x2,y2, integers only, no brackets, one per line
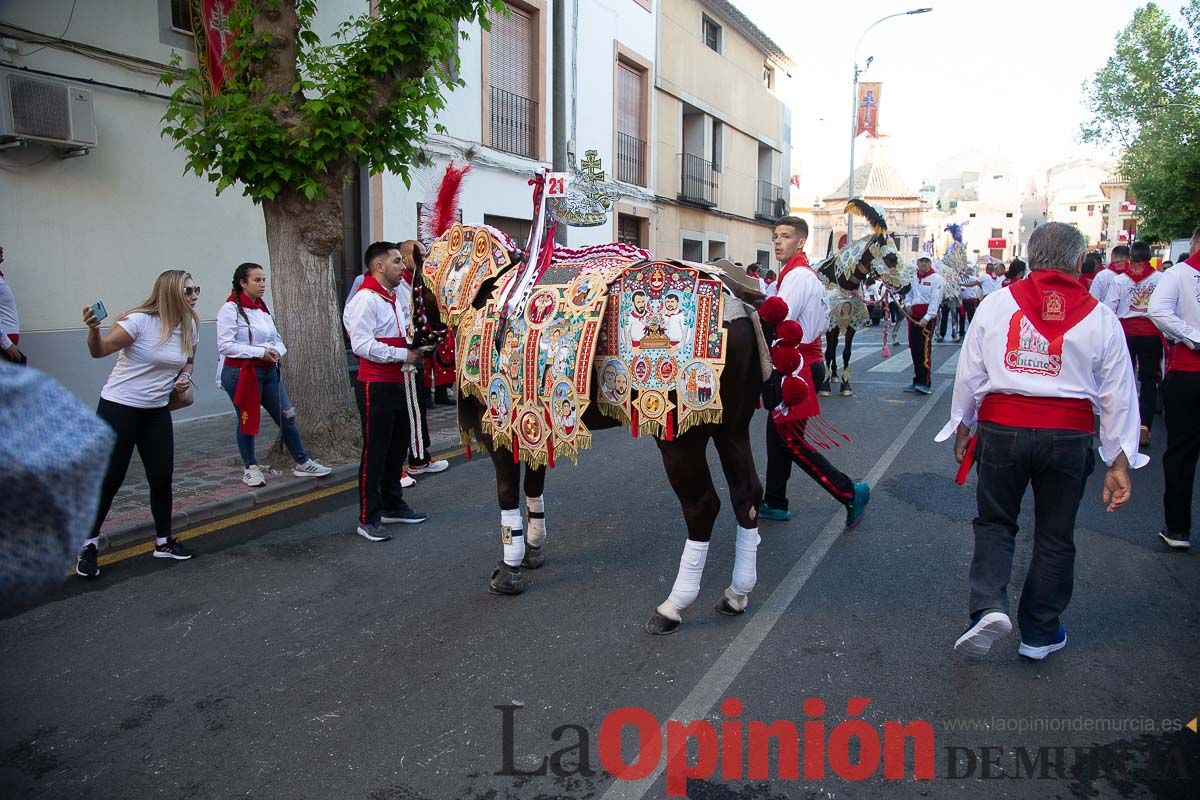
658,539,710,620
501,508,525,566
727,525,761,610
526,494,546,547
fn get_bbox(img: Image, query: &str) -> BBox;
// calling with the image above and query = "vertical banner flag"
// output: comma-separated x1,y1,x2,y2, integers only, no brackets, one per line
191,0,237,96
856,82,882,138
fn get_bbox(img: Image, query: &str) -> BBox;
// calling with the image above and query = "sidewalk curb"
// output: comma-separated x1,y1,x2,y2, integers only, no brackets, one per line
101,433,464,553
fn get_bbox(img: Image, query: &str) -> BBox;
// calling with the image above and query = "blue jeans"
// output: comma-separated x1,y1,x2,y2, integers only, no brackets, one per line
220,365,308,467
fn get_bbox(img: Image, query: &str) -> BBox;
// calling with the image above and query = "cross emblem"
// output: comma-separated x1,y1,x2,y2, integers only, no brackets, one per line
580,150,605,183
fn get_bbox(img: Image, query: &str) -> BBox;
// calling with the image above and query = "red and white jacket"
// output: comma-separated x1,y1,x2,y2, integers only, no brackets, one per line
1102,261,1161,337
935,269,1147,469
1149,253,1200,373
342,274,411,383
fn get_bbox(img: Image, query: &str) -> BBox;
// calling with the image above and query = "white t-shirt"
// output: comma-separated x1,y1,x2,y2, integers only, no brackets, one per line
0,274,19,350
100,312,198,409
775,266,829,343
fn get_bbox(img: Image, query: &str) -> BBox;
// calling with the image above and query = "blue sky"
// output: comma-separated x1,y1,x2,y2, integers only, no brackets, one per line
736,0,1190,198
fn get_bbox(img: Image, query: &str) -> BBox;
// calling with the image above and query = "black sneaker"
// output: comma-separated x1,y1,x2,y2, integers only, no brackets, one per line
76,544,99,579
153,537,194,560
356,522,393,542
380,505,428,524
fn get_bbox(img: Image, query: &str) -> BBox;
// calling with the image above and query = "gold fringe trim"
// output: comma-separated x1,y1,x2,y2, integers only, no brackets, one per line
676,407,724,435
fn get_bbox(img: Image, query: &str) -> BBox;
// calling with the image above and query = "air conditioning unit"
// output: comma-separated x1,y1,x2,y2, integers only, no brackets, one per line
0,67,96,152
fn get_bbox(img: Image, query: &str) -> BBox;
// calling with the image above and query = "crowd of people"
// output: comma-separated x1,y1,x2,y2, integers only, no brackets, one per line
1,216,1196,661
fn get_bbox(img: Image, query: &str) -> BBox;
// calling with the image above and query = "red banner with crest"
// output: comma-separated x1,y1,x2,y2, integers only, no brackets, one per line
191,0,237,96
855,82,881,138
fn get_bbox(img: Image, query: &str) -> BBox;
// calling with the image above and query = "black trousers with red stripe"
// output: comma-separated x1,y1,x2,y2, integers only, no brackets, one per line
909,316,935,387
354,380,411,525
763,362,855,509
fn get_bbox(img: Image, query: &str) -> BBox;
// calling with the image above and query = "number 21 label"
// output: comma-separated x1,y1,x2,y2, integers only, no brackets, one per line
546,173,569,197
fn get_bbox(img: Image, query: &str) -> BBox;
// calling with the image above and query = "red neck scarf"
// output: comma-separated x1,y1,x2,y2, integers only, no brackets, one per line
359,273,396,303
1125,260,1154,283
1009,269,1098,342
777,252,810,289
1109,259,1128,274
227,291,269,314
1185,251,1200,272
917,266,935,279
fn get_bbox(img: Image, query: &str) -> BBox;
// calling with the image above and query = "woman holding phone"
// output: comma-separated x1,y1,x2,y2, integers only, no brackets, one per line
76,270,200,578
217,262,330,486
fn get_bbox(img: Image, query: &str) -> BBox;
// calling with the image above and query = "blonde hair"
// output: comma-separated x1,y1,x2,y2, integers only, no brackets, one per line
119,270,199,359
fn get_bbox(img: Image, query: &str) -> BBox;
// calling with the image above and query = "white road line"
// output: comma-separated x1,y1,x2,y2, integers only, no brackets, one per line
846,345,880,364
600,381,953,800
867,350,914,373
937,351,961,375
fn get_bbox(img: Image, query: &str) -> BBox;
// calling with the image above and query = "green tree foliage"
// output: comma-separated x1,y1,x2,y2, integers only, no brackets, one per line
158,0,504,456
162,0,502,204
1082,1,1200,242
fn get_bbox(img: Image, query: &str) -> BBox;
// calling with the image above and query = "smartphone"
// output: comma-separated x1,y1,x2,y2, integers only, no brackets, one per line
90,300,108,323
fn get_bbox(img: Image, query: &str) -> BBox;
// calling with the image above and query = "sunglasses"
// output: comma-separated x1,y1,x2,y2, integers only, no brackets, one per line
184,286,202,296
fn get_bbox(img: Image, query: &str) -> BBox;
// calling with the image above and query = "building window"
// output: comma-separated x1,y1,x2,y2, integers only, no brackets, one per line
615,60,647,186
711,119,723,173
1069,205,1077,212
484,214,532,250
969,212,976,218
708,240,726,261
1005,212,1013,218
487,2,538,159
756,249,770,268
991,228,1003,238
170,0,192,31
702,15,721,52
762,63,775,90
682,238,703,262
617,213,645,248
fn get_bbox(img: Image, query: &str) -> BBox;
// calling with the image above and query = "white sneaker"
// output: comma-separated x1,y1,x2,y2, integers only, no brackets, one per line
1018,628,1067,661
293,459,332,477
401,474,416,488
243,465,266,487
408,458,449,475
954,611,1013,657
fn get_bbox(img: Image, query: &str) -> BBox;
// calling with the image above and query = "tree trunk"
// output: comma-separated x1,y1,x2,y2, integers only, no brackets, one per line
261,191,361,464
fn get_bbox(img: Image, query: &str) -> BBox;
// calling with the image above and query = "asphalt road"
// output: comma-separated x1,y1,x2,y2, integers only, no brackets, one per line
2,328,1198,800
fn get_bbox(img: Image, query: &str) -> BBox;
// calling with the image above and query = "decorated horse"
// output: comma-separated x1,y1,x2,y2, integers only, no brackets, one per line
417,162,771,634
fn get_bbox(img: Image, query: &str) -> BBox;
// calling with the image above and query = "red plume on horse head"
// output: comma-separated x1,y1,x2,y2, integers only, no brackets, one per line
421,161,472,242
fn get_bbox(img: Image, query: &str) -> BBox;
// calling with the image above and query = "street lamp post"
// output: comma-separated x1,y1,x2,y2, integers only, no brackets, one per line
846,8,932,245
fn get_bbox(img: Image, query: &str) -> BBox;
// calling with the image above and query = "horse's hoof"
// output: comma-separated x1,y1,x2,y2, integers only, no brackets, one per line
521,544,545,569
488,562,524,595
644,610,681,635
715,596,746,616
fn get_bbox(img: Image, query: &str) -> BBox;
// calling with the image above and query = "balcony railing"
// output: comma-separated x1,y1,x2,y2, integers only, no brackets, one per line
616,131,647,186
678,153,718,207
756,180,784,220
489,86,537,159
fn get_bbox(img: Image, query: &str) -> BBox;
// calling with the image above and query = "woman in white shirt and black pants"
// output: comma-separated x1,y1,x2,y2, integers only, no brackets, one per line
76,270,200,578
217,262,330,486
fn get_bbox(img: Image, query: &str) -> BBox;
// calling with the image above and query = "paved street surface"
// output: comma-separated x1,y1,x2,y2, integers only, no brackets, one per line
2,328,1198,799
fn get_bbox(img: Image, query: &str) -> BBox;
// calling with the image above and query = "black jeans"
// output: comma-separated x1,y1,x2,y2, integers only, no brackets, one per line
1125,334,1163,430
908,317,934,387
92,398,174,539
970,423,1096,646
1162,370,1200,536
763,362,855,509
354,381,411,525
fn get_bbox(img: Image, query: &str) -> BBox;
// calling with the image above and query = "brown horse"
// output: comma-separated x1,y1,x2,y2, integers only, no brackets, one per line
418,234,767,635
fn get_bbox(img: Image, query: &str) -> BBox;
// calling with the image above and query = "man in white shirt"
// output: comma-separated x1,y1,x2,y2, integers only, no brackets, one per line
343,241,428,541
1088,244,1129,303
903,254,945,395
1102,240,1163,446
937,222,1143,661
1148,225,1200,550
759,216,869,528
978,264,1003,297
0,246,23,365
